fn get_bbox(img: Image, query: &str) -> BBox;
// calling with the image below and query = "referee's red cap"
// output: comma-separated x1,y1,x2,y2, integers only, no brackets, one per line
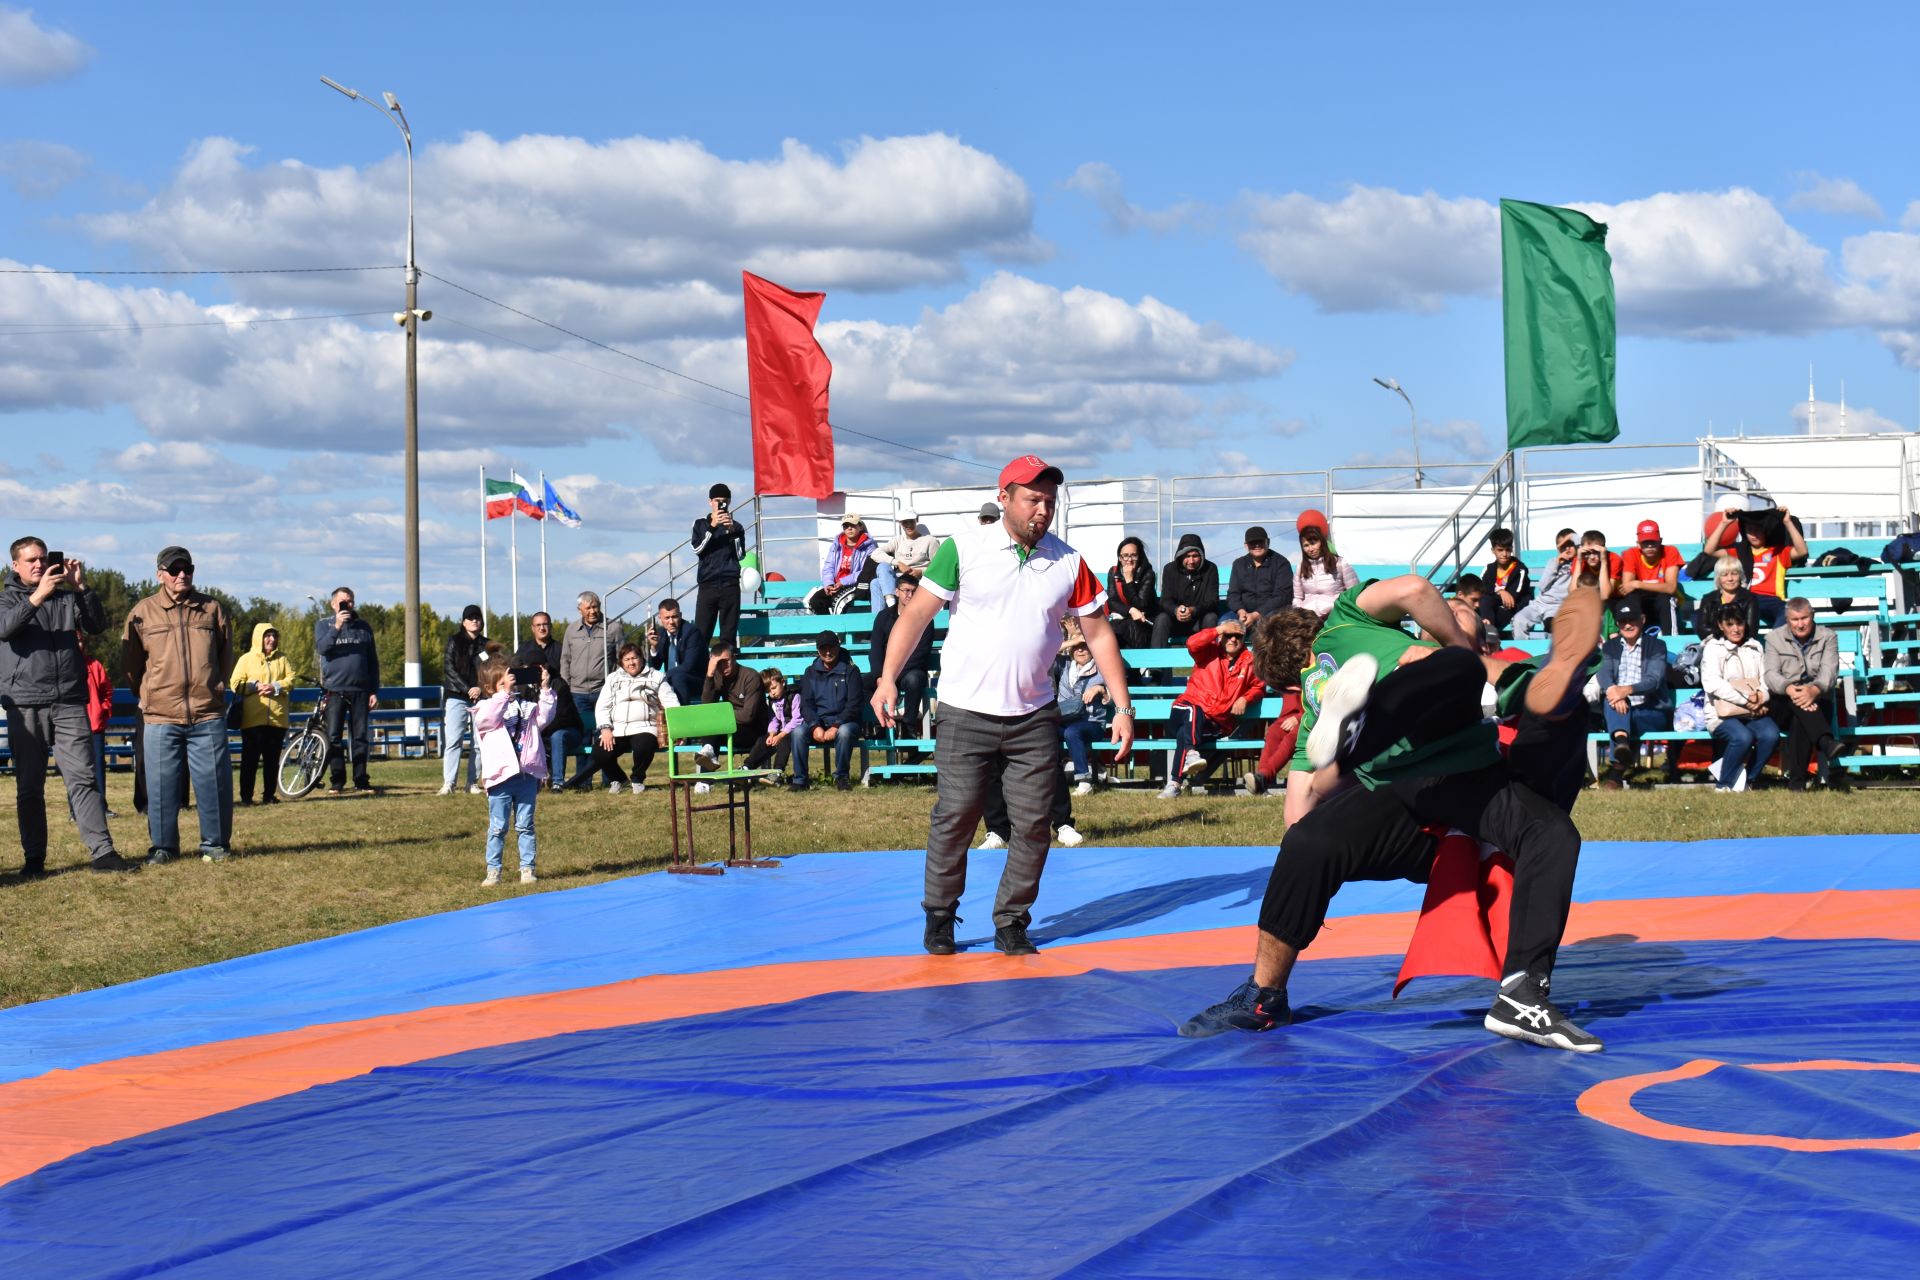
999,455,1064,491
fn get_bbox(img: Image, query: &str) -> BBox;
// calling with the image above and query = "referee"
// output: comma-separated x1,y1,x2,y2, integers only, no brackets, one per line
871,456,1135,956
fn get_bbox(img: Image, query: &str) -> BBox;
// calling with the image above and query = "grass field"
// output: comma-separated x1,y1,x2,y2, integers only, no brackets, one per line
1,759,1913,1008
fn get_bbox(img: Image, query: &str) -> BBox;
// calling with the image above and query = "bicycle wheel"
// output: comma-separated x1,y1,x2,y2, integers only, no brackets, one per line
278,730,329,798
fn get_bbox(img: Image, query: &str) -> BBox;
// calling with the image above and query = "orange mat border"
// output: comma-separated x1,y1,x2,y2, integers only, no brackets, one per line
2,887,1915,1188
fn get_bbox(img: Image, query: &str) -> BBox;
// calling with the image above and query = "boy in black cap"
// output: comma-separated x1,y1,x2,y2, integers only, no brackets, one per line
1227,525,1293,628
691,482,748,649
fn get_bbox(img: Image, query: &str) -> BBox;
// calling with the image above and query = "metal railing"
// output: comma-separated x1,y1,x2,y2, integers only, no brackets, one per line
1165,470,1328,563
599,495,765,630
1407,453,1518,584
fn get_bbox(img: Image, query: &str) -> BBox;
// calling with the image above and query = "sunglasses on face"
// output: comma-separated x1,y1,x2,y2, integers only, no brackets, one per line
164,563,195,575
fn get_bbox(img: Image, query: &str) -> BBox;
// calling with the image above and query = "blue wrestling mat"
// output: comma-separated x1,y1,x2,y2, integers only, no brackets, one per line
2,836,1917,1277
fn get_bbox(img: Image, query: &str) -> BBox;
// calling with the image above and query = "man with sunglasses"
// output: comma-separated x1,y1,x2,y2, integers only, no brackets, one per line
122,546,235,863
1,537,137,875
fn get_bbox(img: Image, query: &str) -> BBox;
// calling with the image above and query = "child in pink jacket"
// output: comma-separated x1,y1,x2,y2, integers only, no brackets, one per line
473,652,557,886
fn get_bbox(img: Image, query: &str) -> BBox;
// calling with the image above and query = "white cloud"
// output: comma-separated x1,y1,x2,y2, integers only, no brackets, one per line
0,476,170,523
1790,397,1907,435
0,140,87,198
0,7,92,86
81,131,1041,324
1063,161,1204,235
1786,172,1883,219
1238,186,1498,312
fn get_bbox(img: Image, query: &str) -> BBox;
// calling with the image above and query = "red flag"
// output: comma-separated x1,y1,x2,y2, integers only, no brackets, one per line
743,271,835,499
1392,833,1514,998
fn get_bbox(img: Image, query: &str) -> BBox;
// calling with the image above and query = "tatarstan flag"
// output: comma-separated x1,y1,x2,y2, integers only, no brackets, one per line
484,473,544,520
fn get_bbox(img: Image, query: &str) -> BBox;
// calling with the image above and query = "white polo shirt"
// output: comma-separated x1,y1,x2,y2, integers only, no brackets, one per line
920,523,1106,715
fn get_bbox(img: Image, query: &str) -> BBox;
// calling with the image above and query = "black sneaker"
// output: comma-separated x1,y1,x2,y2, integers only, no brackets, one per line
1179,976,1290,1038
993,922,1039,955
924,911,959,955
834,776,852,791
19,861,48,880
90,852,140,874
1484,975,1603,1053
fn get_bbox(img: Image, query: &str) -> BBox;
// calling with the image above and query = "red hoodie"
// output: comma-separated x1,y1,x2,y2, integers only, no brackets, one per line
1175,626,1264,725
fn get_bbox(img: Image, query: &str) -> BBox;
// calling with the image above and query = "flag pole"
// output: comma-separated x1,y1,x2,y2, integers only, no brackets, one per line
510,476,521,651
479,464,489,633
539,469,549,616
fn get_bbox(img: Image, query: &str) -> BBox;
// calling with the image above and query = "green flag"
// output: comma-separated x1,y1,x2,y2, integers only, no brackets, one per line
1501,198,1618,449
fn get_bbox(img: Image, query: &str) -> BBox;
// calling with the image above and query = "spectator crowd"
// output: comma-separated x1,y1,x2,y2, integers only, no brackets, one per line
0,484,1891,885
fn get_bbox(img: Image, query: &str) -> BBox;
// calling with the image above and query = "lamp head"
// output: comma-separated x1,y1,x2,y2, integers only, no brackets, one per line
382,91,400,111
319,75,360,101
1373,376,1400,392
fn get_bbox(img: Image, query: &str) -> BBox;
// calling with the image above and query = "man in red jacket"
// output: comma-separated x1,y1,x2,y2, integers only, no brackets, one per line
1161,620,1264,798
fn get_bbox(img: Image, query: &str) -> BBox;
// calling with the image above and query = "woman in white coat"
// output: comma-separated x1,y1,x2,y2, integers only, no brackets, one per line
562,643,679,793
1700,609,1780,791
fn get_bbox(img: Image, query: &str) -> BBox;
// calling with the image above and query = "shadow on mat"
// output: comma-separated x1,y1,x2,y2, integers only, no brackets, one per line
1022,866,1274,946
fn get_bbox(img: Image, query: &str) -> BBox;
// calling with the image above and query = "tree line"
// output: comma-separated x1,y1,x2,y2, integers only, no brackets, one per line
78,567,548,692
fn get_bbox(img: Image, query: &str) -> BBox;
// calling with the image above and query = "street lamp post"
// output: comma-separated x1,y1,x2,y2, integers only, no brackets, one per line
321,75,428,692
1372,376,1422,489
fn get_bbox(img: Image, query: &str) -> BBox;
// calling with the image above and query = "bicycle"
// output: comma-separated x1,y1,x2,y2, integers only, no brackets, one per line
277,689,340,799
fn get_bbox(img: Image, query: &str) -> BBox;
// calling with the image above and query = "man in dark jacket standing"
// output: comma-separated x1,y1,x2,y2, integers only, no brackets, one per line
794,630,863,790
647,597,706,707
0,537,135,874
870,573,934,735
314,585,380,793
1153,533,1221,647
1226,526,1293,628
439,605,488,795
691,483,748,649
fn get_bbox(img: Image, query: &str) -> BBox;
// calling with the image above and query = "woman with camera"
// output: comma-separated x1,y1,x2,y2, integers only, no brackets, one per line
1700,607,1779,791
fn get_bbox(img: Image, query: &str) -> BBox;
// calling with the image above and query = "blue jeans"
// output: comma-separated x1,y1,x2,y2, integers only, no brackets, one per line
798,721,857,783
1062,716,1105,779
485,772,540,872
871,562,898,609
1712,714,1781,788
1602,703,1670,744
1752,595,1787,629
441,697,478,789
542,692,595,785
144,716,233,854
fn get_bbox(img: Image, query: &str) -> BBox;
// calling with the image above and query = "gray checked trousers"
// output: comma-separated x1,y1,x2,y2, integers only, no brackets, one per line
923,702,1062,929
3,698,116,866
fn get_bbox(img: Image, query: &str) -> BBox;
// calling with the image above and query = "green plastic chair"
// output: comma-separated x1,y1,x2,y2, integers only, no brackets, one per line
662,702,779,873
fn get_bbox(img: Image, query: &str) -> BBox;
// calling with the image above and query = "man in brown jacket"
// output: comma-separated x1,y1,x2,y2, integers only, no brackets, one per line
121,545,235,863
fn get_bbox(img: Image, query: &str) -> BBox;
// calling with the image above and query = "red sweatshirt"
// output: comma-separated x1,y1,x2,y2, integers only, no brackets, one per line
1175,626,1265,725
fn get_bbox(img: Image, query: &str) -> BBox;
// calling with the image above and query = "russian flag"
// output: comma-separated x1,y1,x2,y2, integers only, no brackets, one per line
484,473,544,520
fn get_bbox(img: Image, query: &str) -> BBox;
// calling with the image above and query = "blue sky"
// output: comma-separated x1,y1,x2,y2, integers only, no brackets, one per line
4,2,1919,609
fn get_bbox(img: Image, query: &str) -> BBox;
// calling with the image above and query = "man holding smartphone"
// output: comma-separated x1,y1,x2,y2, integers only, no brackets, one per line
691,483,748,649
314,585,380,794
1,537,136,874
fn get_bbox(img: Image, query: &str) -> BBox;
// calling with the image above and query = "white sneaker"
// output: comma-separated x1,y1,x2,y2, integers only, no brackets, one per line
1055,823,1084,847
1179,749,1209,779
629,783,645,795
697,744,719,766
1306,652,1379,770
977,831,1007,850
481,868,501,887
519,867,537,884
606,781,621,795
1158,782,1183,800
468,784,482,795
693,781,712,795
1072,780,1094,797
436,783,454,796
